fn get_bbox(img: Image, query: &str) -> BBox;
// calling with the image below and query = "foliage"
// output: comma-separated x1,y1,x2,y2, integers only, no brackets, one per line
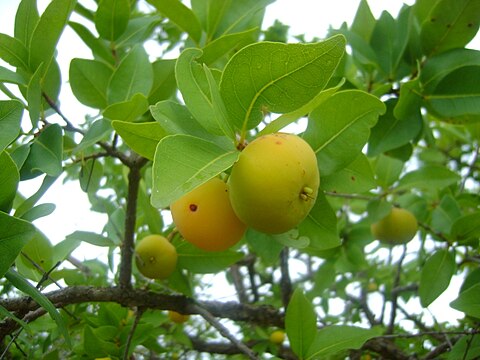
0,0,479,359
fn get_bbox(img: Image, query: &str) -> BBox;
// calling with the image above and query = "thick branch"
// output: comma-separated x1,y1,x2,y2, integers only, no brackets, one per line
0,286,284,335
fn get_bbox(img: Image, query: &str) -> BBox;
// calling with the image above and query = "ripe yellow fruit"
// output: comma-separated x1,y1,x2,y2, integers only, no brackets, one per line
269,330,286,344
135,235,177,279
170,177,247,251
228,133,320,234
168,310,190,324
371,207,418,245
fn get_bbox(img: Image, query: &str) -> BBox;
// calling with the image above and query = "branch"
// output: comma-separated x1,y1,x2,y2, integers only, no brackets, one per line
387,245,407,334
0,286,285,339
192,303,259,360
280,247,292,308
118,154,148,289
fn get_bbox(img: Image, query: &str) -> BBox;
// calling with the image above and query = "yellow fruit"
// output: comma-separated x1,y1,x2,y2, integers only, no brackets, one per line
367,282,378,292
168,310,190,324
228,133,320,234
371,207,418,245
269,330,286,344
135,235,177,279
170,177,247,251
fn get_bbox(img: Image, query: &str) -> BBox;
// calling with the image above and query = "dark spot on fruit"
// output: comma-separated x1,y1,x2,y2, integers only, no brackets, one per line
189,204,198,212
351,176,356,181
446,23,451,28
468,22,474,27
430,17,436,22
275,141,282,145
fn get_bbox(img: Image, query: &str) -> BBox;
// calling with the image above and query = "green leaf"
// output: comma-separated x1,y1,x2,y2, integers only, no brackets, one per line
149,59,176,105
5,268,71,347
420,0,480,56
285,288,317,358
200,28,259,65
26,64,43,128
148,0,202,44
245,228,284,265
368,98,422,156
0,212,36,278
450,283,480,318
15,176,58,218
220,35,346,133
103,93,149,122
299,192,341,251
370,9,409,78
22,124,63,178
79,159,103,193
69,58,113,109
419,249,456,307
115,15,161,49
430,195,462,235
21,203,56,222
259,80,344,137
65,230,115,247
0,66,27,85
304,90,386,176
451,211,480,243
447,334,480,360
28,0,77,72
18,231,53,276
0,100,23,152
394,77,423,121
74,119,112,153
321,154,376,194
396,165,460,191
192,0,272,39
373,154,404,189
0,151,20,212
306,325,382,359
14,0,40,47
150,100,233,149
112,120,167,160
107,45,153,104
425,65,480,123
175,48,234,138
0,33,29,69
0,304,32,334
95,0,130,41
176,241,243,273
151,134,238,208
68,21,114,64
350,0,376,41
421,48,480,92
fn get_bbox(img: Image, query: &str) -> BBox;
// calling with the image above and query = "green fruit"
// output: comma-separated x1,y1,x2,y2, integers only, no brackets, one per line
135,235,177,279
228,133,319,234
171,177,247,251
168,310,190,324
371,207,418,245
269,330,286,344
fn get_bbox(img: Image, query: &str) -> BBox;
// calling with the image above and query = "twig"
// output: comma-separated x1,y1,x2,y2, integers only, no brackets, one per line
123,307,144,360
191,302,259,360
387,245,407,334
230,265,248,303
280,248,292,308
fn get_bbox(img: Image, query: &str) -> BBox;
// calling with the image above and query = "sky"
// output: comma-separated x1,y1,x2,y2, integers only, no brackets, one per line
0,0,475,323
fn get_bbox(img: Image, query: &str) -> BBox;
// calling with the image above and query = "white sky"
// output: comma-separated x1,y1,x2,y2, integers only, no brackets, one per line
0,0,473,323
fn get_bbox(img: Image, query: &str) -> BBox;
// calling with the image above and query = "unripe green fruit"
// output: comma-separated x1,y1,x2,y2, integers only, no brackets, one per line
371,207,418,245
135,235,177,279
269,330,286,344
228,133,320,234
168,310,190,324
171,177,247,251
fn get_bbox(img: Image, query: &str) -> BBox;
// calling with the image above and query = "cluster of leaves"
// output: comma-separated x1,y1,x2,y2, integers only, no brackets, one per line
0,0,479,359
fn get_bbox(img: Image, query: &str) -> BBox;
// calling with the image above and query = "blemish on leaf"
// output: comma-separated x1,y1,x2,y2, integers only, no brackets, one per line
351,176,356,181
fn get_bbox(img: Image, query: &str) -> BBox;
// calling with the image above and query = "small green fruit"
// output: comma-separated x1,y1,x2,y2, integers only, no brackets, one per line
371,207,418,245
228,133,319,234
135,235,177,279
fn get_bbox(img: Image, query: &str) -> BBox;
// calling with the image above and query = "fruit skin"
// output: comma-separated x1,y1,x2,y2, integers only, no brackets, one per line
168,310,190,324
371,207,418,245
269,330,286,344
170,177,247,251
228,133,320,234
135,234,177,279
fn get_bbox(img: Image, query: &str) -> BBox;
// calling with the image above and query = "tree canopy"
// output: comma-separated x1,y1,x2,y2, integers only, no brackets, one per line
0,0,479,359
